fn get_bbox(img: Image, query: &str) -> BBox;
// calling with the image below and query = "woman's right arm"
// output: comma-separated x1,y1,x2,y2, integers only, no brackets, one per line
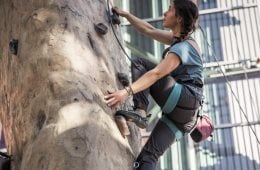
113,7,173,45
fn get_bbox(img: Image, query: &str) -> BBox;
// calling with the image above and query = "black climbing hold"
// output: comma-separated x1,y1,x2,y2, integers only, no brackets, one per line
111,11,121,25
9,39,18,55
111,9,121,25
94,23,108,35
117,73,130,87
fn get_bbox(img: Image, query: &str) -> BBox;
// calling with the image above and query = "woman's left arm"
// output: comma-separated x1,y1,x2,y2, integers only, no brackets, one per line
104,53,181,108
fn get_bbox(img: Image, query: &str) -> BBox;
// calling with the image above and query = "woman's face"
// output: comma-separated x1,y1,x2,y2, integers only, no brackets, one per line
163,3,181,29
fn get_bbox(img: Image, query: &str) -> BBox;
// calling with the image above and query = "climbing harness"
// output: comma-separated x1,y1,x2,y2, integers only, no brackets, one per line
160,83,184,140
161,115,184,140
160,82,214,142
161,83,182,114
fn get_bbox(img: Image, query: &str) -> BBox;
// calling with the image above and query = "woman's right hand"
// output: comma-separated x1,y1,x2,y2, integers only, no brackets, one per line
112,6,128,17
104,89,129,108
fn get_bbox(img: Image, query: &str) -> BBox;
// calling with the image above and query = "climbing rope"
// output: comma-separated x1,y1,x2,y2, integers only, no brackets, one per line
199,25,260,144
106,0,139,69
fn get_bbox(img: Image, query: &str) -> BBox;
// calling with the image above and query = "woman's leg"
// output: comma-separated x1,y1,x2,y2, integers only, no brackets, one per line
127,62,177,129
150,77,199,132
114,58,157,135
131,58,157,111
135,120,177,170
150,75,176,108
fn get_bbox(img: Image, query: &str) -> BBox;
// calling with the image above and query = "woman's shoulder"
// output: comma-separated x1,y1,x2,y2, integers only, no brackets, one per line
170,39,201,56
185,38,201,55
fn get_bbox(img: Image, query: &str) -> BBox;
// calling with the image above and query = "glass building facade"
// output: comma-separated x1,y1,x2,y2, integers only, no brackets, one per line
116,0,260,169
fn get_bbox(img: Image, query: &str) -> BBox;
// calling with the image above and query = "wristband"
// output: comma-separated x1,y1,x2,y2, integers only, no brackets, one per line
125,86,134,96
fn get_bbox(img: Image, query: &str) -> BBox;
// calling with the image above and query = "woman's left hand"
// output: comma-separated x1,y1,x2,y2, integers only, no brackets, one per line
104,89,128,108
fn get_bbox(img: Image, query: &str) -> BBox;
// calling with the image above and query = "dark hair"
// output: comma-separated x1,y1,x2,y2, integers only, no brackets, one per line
173,0,199,40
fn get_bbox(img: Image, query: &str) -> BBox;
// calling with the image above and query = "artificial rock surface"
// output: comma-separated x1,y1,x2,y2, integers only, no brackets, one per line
0,0,141,169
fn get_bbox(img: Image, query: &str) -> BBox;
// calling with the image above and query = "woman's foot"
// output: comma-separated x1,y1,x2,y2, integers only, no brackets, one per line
114,115,130,138
115,110,148,129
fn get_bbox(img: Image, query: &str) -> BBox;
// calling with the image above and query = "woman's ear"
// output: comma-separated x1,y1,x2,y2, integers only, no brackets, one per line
177,17,182,24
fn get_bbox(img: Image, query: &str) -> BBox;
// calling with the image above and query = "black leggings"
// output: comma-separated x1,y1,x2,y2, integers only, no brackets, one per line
135,120,176,170
131,58,174,111
131,58,199,170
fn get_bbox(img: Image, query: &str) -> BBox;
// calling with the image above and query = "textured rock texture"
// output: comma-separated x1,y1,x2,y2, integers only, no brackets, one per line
0,0,141,169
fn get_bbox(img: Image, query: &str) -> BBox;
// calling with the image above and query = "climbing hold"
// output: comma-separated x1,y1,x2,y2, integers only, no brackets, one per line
117,72,129,87
94,23,108,35
111,11,121,25
9,39,18,55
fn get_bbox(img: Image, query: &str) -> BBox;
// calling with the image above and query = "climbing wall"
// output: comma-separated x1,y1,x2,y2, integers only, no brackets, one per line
0,0,141,169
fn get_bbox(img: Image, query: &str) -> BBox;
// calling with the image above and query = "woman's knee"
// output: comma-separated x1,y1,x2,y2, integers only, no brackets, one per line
131,58,144,69
131,57,156,71
135,150,157,170
131,58,149,81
